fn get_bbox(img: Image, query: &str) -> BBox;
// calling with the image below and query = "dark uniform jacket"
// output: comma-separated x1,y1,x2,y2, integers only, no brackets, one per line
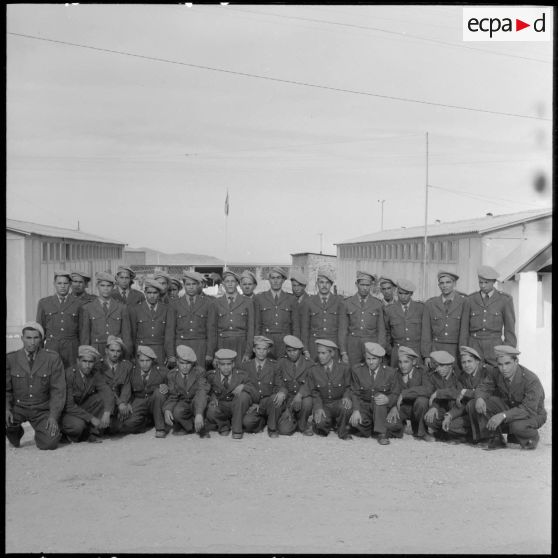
206,368,251,403
36,295,82,342
307,362,352,411
384,300,424,354
129,365,169,399
277,356,313,398
111,287,145,306
420,293,467,356
458,363,493,400
6,348,66,419
99,359,133,407
129,301,173,352
63,366,115,420
163,365,209,415
393,365,433,402
240,358,283,404
429,370,463,410
350,363,399,411
301,294,348,352
255,291,301,338
72,292,97,305
343,294,386,346
475,365,546,422
214,294,255,355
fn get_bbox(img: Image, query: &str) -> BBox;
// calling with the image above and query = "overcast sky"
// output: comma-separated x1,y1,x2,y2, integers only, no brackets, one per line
7,4,553,263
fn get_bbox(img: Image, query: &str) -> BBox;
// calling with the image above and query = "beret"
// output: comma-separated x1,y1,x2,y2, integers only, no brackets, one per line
169,277,183,289
269,266,288,279
144,278,165,292
70,270,91,281
430,350,455,365
438,270,459,281
137,345,157,361
222,270,240,282
53,270,71,280
398,345,419,359
253,335,274,347
283,335,304,349
459,346,481,360
397,278,416,293
183,270,204,283
215,348,237,360
290,271,308,286
315,338,338,350
378,276,396,287
210,272,222,281
115,266,136,279
78,345,101,359
494,345,520,357
106,335,126,350
153,271,172,282
96,271,115,284
364,341,385,357
240,270,257,284
22,321,44,338
316,267,335,283
357,271,377,283
477,265,499,280
176,345,197,362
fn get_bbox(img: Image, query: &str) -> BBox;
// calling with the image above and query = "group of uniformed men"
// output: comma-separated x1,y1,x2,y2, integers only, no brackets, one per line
6,263,546,452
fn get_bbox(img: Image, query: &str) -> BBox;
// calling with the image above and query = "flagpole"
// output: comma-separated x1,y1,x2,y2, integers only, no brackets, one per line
224,189,229,271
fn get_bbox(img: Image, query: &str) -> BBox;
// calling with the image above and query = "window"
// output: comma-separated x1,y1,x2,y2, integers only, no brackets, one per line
54,243,60,261
65,243,71,261
440,241,447,262
450,240,458,262
42,242,48,262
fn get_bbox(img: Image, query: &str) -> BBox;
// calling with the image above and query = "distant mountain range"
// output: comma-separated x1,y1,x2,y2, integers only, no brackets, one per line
131,247,224,265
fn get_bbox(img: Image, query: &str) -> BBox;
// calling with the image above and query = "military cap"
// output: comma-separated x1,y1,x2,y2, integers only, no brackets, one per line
53,270,72,280
176,345,197,362
106,335,125,350
356,271,377,283
397,278,416,293
494,345,520,357
378,276,396,287
22,321,44,338
78,345,101,360
477,265,499,281
437,270,459,281
398,345,419,359
96,271,115,284
316,267,335,283
290,271,308,286
240,270,257,284
459,346,481,360
115,266,136,279
253,335,274,347
144,278,165,292
283,335,304,349
364,342,386,357
169,276,183,289
215,348,237,360
70,270,91,281
269,266,288,279
183,270,204,283
137,345,157,361
222,270,240,282
153,271,172,282
210,272,222,281
430,350,455,365
315,338,338,350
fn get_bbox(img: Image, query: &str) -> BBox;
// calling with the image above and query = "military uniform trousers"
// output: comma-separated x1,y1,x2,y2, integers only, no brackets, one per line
217,334,249,367
243,395,281,433
119,391,168,434
308,333,339,362
387,396,429,438
468,335,502,367
347,334,381,367
205,391,252,435
429,340,459,360
263,332,290,361
171,399,208,434
6,404,61,450
473,396,546,447
349,400,389,437
424,400,459,436
277,395,313,435
312,400,351,438
61,393,107,442
43,336,79,370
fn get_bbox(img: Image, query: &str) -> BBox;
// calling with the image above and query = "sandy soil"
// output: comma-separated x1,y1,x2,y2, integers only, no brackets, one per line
6,413,551,554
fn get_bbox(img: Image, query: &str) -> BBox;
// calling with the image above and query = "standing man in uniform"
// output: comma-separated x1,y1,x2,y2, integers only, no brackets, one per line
214,270,255,367
70,271,97,304
80,271,133,358
384,279,424,368
301,268,348,363
166,271,216,370
460,265,516,367
255,266,300,360
376,277,398,306
111,266,145,306
290,271,309,306
168,276,183,301
6,322,66,450
343,271,386,366
153,271,173,304
239,270,258,300
36,270,83,369
421,271,467,366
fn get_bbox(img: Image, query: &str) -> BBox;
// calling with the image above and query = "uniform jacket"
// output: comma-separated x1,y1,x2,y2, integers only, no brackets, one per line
447,363,493,419
129,365,169,399
350,363,399,411
80,299,133,354
459,290,516,346
72,292,97,305
429,370,463,402
99,359,133,407
214,294,255,355
420,293,467,356
63,366,114,420
307,361,352,411
129,301,173,351
166,295,217,359
294,292,309,306
6,348,66,419
475,364,546,422
206,368,251,403
36,295,82,340
277,356,313,398
344,294,386,346
393,365,433,402
163,365,209,415
301,294,348,352
255,290,301,338
384,300,424,351
111,287,145,306
240,358,282,403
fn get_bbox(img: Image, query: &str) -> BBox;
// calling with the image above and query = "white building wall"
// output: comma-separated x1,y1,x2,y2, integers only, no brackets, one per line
6,233,27,352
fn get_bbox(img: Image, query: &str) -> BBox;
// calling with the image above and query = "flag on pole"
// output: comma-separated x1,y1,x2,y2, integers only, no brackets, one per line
224,189,230,216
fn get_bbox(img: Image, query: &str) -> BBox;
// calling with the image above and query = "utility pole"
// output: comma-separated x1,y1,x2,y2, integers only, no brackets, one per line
378,199,385,231
77,220,80,231
422,132,429,300
318,233,323,254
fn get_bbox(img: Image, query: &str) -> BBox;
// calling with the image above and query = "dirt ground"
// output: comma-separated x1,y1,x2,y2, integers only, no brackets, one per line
5,413,551,555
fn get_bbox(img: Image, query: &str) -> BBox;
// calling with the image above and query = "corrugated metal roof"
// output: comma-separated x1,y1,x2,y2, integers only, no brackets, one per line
6,219,126,245
496,237,552,282
337,208,552,245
